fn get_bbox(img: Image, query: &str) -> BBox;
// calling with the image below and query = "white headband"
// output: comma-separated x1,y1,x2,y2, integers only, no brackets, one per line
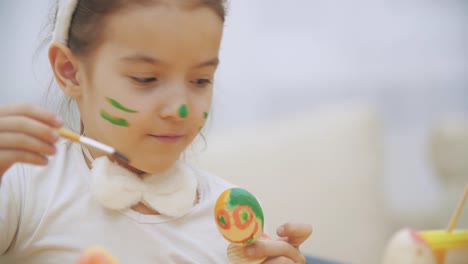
52,0,79,44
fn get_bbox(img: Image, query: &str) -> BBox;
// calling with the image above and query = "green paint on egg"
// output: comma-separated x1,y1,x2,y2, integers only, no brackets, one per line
227,188,264,228
178,104,189,118
100,110,129,127
241,210,250,222
204,112,209,119
219,215,227,225
106,97,138,113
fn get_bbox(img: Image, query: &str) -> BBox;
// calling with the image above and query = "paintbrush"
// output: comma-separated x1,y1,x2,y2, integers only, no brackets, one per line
56,128,130,163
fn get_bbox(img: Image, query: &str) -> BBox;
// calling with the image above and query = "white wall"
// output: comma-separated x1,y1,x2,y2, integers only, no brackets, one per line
0,1,52,104
213,2,468,225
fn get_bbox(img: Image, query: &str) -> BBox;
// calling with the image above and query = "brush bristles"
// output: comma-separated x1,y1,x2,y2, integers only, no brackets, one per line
113,151,130,163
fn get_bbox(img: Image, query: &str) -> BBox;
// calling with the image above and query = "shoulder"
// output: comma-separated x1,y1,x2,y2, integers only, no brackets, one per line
187,164,236,201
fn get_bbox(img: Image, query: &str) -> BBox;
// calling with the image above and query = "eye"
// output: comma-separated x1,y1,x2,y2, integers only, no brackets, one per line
233,205,254,229
190,78,212,88
130,76,157,84
216,209,231,230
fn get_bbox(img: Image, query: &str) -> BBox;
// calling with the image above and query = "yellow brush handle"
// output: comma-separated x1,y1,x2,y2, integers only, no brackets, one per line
56,128,81,142
419,230,468,249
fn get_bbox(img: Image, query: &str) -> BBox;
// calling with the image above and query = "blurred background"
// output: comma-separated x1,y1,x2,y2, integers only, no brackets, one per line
1,1,467,263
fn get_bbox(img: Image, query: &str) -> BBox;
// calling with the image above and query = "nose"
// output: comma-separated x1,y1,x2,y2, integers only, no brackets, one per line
158,82,190,120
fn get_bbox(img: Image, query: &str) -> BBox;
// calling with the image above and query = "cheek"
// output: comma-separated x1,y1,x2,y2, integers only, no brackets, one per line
77,76,105,126
190,92,212,120
96,96,142,129
91,83,147,127
80,60,148,132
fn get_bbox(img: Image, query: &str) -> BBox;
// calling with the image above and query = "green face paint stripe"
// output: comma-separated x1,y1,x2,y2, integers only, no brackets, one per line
100,110,129,127
204,112,209,119
106,97,138,113
178,104,188,118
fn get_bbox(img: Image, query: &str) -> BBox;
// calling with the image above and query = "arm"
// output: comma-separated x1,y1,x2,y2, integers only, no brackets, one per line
0,103,62,254
0,165,22,255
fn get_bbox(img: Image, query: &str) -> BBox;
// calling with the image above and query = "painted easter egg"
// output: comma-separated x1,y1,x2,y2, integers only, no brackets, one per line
214,188,264,246
382,229,436,264
76,247,118,264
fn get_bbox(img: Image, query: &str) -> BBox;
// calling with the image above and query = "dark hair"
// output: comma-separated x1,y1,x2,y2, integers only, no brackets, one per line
58,0,227,56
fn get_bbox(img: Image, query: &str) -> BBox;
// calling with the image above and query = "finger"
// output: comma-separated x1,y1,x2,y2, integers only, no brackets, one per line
262,256,295,264
0,150,49,168
277,222,313,247
0,133,57,156
244,239,305,263
0,116,60,145
0,103,63,127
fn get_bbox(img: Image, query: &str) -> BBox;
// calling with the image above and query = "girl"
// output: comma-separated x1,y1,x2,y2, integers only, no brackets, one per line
0,0,312,263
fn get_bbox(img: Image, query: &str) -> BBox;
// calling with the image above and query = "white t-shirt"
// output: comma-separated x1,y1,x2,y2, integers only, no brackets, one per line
0,140,234,264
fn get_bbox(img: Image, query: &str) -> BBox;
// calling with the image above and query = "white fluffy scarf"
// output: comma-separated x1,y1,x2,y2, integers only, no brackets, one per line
83,146,198,217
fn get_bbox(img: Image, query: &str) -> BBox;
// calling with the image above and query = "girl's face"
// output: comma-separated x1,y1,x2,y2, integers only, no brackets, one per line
76,5,223,173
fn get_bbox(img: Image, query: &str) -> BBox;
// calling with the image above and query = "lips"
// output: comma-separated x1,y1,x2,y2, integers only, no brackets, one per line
149,134,184,143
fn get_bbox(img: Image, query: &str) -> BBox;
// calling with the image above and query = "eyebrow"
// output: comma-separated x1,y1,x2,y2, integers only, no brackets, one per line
119,54,219,68
194,58,220,68
120,54,161,65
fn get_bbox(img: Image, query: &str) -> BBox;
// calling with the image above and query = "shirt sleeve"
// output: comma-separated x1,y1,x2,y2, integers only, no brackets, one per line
0,164,24,255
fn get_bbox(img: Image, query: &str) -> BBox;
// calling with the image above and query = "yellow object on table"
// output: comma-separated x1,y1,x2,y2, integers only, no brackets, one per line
419,230,468,250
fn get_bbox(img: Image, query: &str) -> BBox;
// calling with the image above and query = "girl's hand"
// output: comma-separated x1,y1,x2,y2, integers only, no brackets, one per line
244,221,313,264
0,103,63,177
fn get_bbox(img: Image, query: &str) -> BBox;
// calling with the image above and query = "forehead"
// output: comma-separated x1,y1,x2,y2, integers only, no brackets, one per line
95,4,224,64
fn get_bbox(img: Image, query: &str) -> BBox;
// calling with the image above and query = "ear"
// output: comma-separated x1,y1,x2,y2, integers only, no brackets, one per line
48,42,83,98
